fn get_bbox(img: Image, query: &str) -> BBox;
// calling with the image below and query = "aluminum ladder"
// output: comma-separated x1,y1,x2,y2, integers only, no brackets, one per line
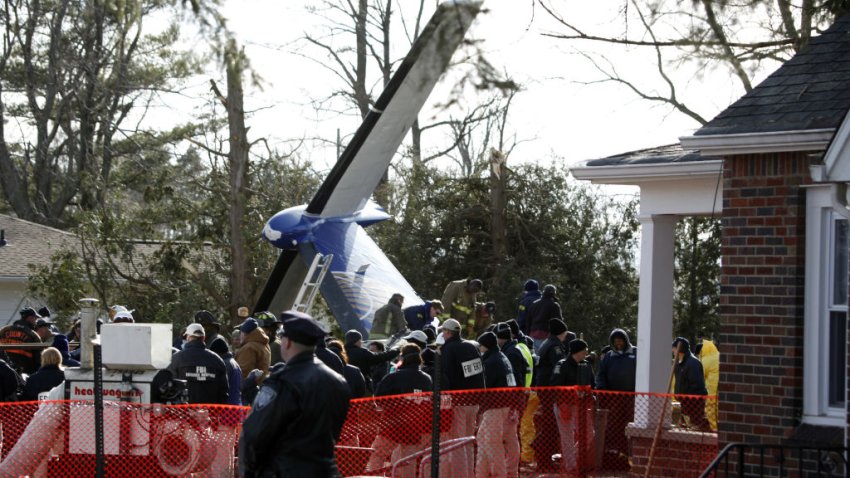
292,253,333,313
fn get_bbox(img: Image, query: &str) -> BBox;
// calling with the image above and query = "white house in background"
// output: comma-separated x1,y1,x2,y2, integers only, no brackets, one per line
0,214,80,325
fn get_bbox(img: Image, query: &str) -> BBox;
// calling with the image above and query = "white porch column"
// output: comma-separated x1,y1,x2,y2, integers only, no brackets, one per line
634,214,677,427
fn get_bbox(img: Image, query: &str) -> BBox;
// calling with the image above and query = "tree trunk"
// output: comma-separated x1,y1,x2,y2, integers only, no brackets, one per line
225,40,252,319
489,148,508,262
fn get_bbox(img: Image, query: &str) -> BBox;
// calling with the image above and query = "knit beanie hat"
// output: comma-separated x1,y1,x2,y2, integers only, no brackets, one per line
477,331,498,351
549,318,568,335
569,339,588,355
524,279,539,291
345,329,363,345
494,322,512,340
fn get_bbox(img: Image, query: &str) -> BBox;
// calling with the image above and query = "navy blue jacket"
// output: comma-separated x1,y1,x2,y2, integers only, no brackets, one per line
22,365,65,401
595,328,637,391
674,353,708,396
516,290,541,331
481,348,515,388
343,364,368,399
403,301,437,331
500,340,526,388
375,363,433,396
221,352,243,406
167,339,229,404
440,335,485,390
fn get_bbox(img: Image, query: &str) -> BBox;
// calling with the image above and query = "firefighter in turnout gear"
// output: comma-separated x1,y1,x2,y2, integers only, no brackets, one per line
440,278,483,335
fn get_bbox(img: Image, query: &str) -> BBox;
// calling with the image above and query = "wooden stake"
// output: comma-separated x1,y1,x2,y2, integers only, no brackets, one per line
644,343,681,478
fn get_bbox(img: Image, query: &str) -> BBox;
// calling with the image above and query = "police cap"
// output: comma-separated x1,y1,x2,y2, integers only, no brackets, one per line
277,315,328,346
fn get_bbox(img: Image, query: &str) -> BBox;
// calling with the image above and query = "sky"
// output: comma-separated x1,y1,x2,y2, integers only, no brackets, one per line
181,1,774,182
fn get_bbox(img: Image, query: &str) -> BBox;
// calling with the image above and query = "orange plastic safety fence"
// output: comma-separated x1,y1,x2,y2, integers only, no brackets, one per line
0,389,718,478
335,388,718,478
0,400,247,477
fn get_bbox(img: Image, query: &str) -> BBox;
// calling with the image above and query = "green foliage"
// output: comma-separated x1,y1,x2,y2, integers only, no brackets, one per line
372,160,640,349
673,216,721,343
27,250,89,330
0,0,208,225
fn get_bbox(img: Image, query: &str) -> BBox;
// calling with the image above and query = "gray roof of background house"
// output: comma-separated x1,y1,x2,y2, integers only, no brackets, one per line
583,143,718,167
0,214,187,279
0,214,80,277
695,13,850,137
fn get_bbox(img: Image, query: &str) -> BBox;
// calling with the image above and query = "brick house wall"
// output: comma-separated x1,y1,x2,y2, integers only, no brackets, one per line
718,151,812,444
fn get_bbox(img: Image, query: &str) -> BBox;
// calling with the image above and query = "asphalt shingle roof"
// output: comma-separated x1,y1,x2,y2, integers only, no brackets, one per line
695,13,850,136
584,143,719,167
0,214,80,277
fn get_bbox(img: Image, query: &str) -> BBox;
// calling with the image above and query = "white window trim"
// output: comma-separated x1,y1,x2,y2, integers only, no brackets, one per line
803,183,848,427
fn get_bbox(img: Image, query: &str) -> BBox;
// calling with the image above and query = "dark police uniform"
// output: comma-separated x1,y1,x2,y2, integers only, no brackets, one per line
239,313,351,478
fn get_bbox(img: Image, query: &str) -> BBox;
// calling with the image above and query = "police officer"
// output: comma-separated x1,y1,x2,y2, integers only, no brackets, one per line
167,323,229,404
239,313,350,477
0,307,43,374
535,319,574,386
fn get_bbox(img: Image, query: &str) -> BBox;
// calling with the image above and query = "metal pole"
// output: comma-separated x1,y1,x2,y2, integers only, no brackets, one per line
94,340,105,478
431,348,441,478
78,298,100,369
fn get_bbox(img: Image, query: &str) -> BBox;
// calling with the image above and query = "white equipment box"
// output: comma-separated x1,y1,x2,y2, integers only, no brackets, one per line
101,323,172,370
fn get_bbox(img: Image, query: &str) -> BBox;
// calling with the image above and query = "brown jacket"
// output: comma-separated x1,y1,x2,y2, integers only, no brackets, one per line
236,328,270,380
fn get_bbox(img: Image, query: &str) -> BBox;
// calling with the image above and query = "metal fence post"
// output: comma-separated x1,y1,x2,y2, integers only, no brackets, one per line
431,348,441,478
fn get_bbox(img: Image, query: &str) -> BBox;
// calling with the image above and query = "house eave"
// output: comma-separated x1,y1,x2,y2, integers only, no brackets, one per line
570,160,723,185
679,129,835,156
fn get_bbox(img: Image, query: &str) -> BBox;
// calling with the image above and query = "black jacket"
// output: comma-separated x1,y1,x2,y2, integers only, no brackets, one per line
440,335,485,391
551,355,595,388
674,353,708,396
500,340,526,388
375,363,433,396
345,344,399,392
239,351,350,477
167,339,229,404
535,335,569,386
0,358,21,401
343,364,367,399
22,364,64,401
481,348,515,389
316,343,345,376
595,328,637,391
525,296,564,335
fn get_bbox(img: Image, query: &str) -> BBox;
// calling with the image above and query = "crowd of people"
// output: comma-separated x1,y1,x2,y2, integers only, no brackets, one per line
0,276,712,476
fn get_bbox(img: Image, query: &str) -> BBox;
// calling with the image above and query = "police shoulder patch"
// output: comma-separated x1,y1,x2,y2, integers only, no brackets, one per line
253,385,277,409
